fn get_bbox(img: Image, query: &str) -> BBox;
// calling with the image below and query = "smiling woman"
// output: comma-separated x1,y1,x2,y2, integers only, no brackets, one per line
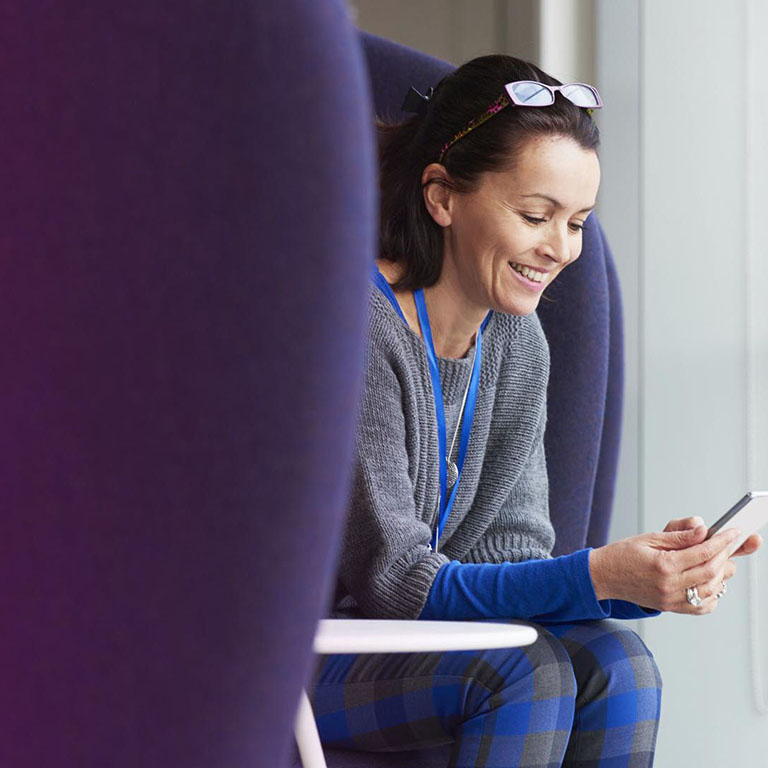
309,53,761,768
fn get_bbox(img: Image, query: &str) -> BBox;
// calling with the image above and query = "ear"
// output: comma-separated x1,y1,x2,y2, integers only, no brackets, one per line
421,163,454,227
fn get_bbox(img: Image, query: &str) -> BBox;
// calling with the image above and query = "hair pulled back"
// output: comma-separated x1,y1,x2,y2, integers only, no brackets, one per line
378,54,600,291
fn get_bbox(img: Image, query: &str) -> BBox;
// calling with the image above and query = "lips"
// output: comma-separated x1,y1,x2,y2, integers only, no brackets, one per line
508,261,548,292
508,261,550,280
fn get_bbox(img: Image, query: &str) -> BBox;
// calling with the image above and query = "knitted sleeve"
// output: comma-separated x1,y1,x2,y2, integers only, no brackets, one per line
333,327,449,619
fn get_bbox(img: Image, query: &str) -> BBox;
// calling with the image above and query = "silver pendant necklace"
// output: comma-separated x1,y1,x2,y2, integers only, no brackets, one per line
432,342,477,553
445,339,477,490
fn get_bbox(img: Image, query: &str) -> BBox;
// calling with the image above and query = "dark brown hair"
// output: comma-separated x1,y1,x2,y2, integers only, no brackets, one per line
378,54,600,291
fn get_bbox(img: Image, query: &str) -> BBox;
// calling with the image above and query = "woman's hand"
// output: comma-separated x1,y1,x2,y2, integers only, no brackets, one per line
664,515,763,558
588,517,755,615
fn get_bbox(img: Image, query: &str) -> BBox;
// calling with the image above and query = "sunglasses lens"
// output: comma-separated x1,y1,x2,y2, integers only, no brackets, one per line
561,84,600,107
509,81,553,106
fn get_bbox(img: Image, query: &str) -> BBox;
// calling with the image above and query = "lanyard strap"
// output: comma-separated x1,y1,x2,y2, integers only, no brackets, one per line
371,267,491,550
371,266,408,324
414,288,489,550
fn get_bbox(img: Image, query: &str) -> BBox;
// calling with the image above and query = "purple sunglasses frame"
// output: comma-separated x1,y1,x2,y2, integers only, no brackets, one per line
437,80,603,163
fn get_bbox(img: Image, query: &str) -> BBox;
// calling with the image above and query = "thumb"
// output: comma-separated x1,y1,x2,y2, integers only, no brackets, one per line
656,524,707,550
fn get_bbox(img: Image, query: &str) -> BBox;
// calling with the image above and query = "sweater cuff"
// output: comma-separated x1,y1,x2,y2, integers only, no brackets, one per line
605,600,662,619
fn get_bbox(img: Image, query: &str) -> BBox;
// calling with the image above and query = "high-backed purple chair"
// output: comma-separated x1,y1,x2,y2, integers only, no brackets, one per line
298,31,625,768
1,2,374,767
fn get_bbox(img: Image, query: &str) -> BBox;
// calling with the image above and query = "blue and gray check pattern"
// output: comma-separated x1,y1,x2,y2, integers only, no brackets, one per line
310,619,662,767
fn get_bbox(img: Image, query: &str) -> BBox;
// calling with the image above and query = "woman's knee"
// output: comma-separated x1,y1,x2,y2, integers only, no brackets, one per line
557,620,662,718
461,626,577,720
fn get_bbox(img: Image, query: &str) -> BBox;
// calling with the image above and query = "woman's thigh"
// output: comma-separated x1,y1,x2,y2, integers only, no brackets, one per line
543,619,663,765
309,623,577,756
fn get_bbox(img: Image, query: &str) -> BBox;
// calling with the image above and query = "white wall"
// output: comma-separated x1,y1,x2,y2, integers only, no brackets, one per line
596,0,768,763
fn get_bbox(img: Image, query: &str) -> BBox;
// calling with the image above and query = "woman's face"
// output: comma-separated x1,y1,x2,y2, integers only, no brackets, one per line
430,135,601,317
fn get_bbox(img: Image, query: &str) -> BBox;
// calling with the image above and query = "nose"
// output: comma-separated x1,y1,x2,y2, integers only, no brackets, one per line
536,223,571,266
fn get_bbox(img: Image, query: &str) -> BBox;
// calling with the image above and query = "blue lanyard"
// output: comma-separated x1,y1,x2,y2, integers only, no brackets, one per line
371,266,408,324
371,266,491,550
413,288,490,551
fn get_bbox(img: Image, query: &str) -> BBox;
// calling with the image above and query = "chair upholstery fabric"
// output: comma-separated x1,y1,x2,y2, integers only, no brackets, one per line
308,31,625,768
1,2,374,767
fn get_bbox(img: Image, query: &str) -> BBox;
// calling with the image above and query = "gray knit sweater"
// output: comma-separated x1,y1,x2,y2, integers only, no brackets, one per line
331,284,555,620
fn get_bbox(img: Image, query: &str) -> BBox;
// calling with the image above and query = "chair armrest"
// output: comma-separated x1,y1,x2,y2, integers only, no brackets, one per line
314,619,537,654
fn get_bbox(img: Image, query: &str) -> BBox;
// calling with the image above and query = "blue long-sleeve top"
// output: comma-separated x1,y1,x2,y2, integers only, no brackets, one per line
420,548,659,622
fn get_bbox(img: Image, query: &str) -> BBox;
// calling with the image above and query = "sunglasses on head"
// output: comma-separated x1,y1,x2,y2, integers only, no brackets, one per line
438,80,603,163
504,80,603,108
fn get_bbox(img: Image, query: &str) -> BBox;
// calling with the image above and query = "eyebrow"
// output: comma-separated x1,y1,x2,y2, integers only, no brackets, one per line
518,193,596,214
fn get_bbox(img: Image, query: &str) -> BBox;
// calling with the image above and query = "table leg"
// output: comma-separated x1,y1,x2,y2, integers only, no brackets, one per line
294,688,328,768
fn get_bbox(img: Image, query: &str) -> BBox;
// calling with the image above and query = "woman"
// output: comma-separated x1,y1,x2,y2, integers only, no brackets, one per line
311,55,762,767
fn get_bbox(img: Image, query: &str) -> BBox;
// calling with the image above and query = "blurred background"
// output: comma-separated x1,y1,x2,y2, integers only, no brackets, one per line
352,0,768,765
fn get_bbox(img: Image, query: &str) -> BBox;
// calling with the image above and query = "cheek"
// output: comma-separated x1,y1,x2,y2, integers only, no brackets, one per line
502,226,536,256
452,213,490,252
462,222,509,259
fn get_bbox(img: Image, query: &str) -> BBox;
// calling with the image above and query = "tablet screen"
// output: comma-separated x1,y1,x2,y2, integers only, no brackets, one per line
707,491,768,555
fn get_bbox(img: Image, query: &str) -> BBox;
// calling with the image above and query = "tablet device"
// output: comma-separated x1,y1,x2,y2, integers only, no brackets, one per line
707,491,768,556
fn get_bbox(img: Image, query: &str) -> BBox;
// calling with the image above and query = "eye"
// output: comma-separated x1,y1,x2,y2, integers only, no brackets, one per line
569,221,585,233
522,214,547,225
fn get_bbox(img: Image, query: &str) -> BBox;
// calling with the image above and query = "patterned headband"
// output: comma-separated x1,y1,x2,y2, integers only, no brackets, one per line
436,81,599,164
438,92,510,163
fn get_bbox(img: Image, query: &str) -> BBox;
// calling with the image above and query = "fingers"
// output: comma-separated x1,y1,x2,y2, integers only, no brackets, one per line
655,527,744,616
675,557,738,616
685,593,720,616
670,528,742,571
692,559,736,601
664,516,706,533
730,533,763,558
655,525,708,551
678,531,740,587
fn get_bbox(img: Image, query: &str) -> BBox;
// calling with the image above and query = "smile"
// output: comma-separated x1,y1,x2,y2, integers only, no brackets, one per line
509,262,548,292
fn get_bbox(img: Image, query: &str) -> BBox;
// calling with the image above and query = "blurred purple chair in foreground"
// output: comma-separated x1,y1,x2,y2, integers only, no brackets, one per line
1,2,374,767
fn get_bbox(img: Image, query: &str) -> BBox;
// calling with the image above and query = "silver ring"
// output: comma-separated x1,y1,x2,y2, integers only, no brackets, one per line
686,586,703,607
716,581,727,599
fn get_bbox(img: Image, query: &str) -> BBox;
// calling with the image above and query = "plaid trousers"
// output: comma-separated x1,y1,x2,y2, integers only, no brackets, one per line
310,619,662,768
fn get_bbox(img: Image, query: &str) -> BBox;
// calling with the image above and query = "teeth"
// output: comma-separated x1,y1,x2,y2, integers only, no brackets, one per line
510,262,546,283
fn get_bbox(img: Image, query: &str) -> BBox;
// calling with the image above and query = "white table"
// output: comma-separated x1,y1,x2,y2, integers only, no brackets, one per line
294,619,538,768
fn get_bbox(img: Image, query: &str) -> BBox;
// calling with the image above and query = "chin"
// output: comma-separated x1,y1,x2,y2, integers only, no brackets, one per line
494,294,541,317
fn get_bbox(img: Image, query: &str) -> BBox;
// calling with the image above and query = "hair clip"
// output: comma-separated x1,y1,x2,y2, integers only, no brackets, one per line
401,85,434,116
